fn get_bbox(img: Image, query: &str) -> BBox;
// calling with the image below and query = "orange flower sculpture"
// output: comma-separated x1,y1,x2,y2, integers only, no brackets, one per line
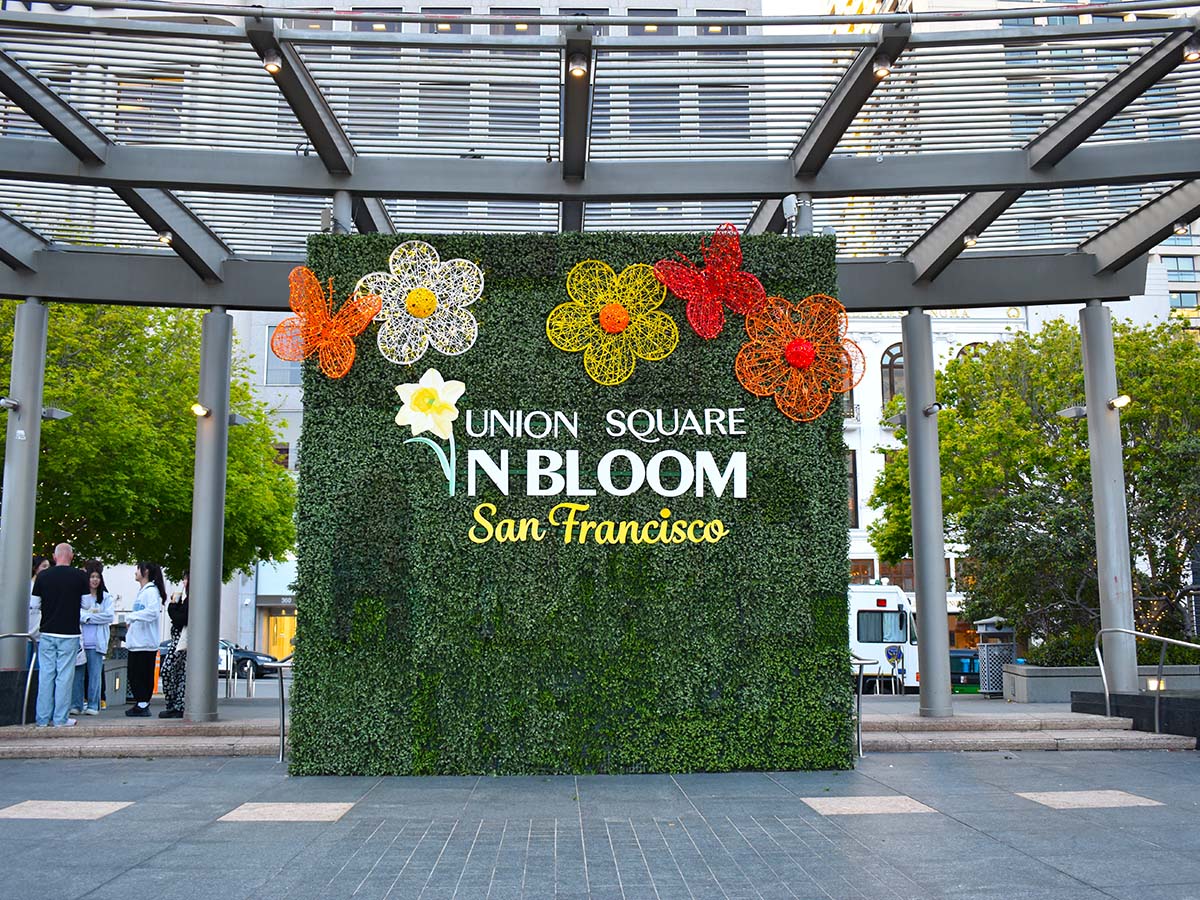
735,293,864,422
271,267,382,379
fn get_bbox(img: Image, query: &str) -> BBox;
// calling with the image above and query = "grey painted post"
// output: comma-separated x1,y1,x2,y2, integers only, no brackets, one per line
1080,300,1138,693
333,190,352,235
902,308,953,717
796,193,813,236
0,298,48,724
184,308,232,722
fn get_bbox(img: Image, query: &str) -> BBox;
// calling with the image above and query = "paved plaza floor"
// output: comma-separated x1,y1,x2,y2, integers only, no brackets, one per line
2,750,1199,900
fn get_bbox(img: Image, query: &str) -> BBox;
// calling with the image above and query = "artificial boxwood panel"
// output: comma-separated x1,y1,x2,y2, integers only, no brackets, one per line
289,232,853,775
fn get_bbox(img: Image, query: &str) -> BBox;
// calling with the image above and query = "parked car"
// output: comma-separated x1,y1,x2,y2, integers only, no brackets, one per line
220,639,277,678
157,639,276,678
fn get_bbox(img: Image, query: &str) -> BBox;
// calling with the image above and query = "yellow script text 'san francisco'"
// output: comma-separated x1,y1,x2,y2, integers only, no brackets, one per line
469,502,729,546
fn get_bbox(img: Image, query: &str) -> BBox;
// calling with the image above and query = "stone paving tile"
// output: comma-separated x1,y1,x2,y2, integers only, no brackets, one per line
0,799,132,819
218,800,355,821
1017,789,1162,809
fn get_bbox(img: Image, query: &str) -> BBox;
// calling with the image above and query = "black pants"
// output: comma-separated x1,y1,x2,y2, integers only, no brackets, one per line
127,650,157,704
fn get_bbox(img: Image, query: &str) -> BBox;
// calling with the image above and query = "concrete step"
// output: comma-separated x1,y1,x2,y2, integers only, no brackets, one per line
0,719,280,740
0,734,279,759
864,728,1196,752
862,713,1134,733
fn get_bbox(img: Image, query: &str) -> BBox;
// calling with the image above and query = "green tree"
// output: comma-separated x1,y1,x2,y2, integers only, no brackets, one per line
0,302,296,579
868,318,1200,644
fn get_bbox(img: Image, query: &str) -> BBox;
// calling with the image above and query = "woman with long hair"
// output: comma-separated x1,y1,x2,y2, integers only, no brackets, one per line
72,562,114,716
159,571,188,719
124,561,164,717
27,555,49,671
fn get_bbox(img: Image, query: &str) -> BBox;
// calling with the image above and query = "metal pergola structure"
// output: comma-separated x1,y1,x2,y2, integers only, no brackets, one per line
1,0,1199,725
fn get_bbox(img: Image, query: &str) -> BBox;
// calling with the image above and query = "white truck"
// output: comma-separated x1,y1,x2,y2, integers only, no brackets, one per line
848,583,920,693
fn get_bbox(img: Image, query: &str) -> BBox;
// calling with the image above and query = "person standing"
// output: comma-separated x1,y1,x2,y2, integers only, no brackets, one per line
159,571,188,719
124,561,165,718
26,555,50,673
72,564,115,717
30,543,89,728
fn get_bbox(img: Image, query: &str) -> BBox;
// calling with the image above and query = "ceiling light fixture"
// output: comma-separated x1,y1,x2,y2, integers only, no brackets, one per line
708,25,723,33
515,22,528,31
1173,221,1190,236
262,48,282,74
1185,35,1200,63
157,230,173,245
568,51,588,78
962,233,978,248
872,53,892,80
436,22,451,32
644,23,658,33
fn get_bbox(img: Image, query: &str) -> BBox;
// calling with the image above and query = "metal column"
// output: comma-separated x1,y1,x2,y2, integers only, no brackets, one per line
1080,300,1138,693
902,308,953,717
332,190,352,235
184,308,232,722
796,193,814,236
0,298,47,725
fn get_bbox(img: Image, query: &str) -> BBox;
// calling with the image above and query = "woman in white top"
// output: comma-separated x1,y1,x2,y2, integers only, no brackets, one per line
124,561,165,718
71,565,115,716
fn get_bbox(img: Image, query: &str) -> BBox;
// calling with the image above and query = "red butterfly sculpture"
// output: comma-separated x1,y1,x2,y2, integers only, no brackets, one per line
270,267,382,379
653,223,767,340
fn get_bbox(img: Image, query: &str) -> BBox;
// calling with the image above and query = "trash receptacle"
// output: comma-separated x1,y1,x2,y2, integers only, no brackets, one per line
974,616,1016,696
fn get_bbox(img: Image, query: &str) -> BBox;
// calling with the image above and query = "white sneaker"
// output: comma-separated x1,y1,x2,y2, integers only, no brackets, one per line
68,708,81,715
82,707,99,716
54,718,77,727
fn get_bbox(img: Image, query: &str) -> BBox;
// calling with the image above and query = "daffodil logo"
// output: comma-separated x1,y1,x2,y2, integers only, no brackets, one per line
395,368,465,496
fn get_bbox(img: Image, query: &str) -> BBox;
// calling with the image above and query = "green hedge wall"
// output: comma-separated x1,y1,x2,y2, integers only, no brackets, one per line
290,231,853,775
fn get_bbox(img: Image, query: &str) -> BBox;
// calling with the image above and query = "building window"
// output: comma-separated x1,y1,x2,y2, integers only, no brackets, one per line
351,7,404,33
881,342,904,405
422,5,470,51
629,84,679,135
113,73,184,144
273,443,291,469
847,450,859,528
628,8,677,56
1170,291,1198,309
1165,256,1197,282
850,559,876,585
841,385,857,419
698,85,751,141
490,6,538,55
957,342,987,359
265,326,302,385
697,9,746,56
878,558,915,592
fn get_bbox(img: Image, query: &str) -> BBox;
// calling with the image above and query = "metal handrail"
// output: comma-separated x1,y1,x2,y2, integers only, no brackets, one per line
1094,627,1200,733
0,632,37,726
260,653,294,763
851,654,877,758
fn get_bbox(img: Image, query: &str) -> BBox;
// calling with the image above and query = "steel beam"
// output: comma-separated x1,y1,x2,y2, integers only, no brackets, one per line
904,191,1022,283
0,246,1148,313
791,24,910,177
246,19,356,175
745,198,784,235
0,298,47,725
903,308,953,718
110,187,231,283
561,201,584,232
184,308,233,724
0,212,47,272
1080,180,1200,273
561,24,594,182
1080,301,1138,694
351,195,394,234
0,49,108,165
3,136,1197,201
1027,28,1198,170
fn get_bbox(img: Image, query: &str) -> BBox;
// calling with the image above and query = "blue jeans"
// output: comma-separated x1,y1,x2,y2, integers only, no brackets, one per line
35,635,78,726
72,648,104,712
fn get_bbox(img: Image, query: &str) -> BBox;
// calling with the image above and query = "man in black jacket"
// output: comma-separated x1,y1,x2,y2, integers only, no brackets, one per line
31,543,89,727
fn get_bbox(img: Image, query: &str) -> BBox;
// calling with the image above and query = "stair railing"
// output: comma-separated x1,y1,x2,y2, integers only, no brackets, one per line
1094,627,1200,733
260,654,294,763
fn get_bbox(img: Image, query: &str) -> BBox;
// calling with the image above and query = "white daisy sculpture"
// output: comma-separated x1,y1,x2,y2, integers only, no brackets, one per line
355,241,483,366
395,368,465,496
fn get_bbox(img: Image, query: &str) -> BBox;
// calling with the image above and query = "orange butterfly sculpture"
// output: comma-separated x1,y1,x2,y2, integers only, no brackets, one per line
271,267,383,379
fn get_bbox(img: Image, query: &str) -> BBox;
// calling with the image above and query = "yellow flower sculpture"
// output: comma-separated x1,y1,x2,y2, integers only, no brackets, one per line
547,260,680,386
